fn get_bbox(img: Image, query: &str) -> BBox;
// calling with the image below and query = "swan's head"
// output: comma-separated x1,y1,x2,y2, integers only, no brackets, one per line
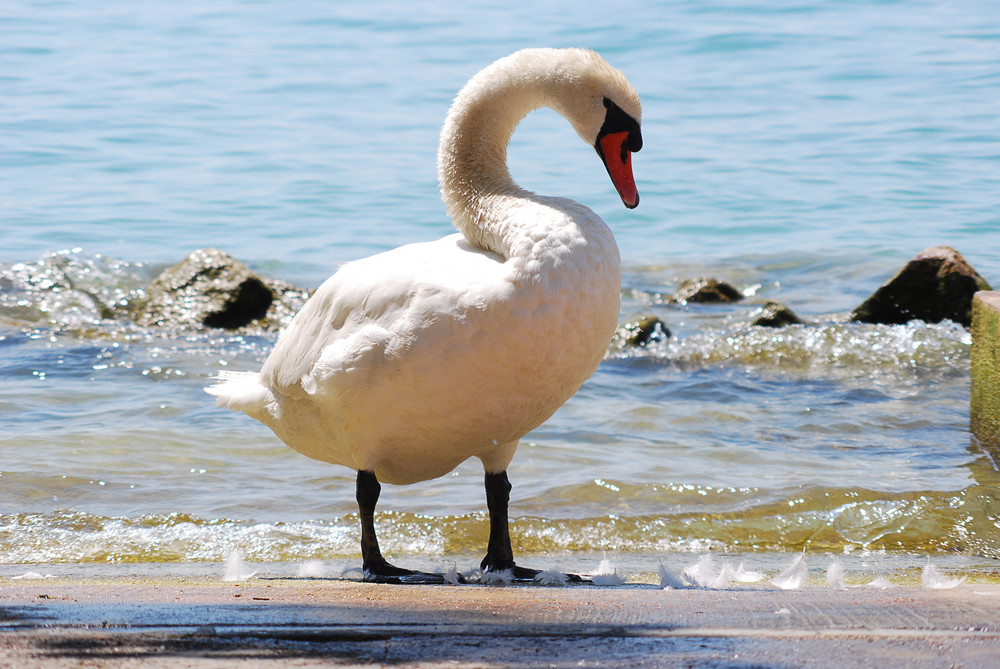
545,49,643,209
440,48,643,211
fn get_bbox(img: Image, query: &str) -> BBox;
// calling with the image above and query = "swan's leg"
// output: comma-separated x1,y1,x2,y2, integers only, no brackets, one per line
480,471,586,583
356,470,446,584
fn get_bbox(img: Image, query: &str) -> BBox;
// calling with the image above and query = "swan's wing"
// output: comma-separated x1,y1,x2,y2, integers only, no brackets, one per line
260,234,510,398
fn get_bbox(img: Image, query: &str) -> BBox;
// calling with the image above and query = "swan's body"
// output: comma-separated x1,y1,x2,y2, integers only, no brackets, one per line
207,48,642,582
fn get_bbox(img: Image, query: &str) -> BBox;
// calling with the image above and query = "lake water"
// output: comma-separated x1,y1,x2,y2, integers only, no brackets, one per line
2,0,999,580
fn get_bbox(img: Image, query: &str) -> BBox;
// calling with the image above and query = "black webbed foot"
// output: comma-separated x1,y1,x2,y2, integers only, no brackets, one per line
356,470,464,585
481,560,589,584
480,470,590,585
363,557,458,585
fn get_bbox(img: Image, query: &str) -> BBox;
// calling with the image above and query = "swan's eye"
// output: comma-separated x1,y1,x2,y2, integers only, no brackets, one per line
598,97,641,151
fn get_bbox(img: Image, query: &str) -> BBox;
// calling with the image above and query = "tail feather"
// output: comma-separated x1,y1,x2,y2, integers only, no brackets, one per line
205,371,271,416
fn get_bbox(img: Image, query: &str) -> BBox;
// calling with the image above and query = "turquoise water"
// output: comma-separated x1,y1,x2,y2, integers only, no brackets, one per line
2,0,1000,572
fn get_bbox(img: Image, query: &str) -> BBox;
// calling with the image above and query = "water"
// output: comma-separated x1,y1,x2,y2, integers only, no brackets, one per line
2,0,1000,577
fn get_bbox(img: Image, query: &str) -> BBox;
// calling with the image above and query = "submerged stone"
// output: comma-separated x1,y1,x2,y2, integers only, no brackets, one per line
0,251,147,328
133,248,310,331
851,246,991,327
674,278,742,304
749,301,804,328
616,314,671,348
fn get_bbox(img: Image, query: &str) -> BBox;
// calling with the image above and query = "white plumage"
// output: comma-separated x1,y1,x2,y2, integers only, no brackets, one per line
207,48,642,583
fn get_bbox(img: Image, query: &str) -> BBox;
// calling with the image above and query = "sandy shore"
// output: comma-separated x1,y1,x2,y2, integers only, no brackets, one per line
2,575,1000,668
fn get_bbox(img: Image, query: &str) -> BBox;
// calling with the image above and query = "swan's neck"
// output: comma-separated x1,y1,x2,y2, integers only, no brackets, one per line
438,62,578,260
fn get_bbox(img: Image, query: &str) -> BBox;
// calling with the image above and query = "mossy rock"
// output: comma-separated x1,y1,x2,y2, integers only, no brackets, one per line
851,246,990,327
133,248,310,331
749,301,804,328
674,278,742,304
615,315,671,348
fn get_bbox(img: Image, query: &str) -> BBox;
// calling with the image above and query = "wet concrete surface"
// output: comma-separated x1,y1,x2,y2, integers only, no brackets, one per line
2,577,1000,667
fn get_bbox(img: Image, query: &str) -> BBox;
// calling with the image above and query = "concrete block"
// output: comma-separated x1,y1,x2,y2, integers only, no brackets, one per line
971,291,1000,456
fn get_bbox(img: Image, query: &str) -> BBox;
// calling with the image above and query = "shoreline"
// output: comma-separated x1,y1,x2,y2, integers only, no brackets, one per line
3,573,1000,667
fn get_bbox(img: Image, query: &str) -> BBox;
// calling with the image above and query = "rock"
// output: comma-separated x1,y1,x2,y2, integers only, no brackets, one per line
133,248,311,331
615,315,670,348
749,301,804,328
850,246,991,327
674,278,742,304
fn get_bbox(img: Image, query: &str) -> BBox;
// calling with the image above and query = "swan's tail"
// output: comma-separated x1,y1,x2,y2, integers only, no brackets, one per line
205,371,272,418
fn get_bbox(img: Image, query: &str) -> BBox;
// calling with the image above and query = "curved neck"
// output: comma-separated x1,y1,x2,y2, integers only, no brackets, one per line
437,65,557,259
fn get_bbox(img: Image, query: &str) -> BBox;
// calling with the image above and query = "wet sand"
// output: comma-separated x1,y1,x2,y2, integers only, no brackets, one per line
2,576,1000,667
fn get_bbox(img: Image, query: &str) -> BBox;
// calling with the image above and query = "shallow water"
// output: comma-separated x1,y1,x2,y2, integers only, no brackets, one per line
2,0,1000,569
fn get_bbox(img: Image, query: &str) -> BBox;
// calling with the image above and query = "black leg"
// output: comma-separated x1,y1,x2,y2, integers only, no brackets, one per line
482,471,515,570
356,470,446,584
480,470,585,583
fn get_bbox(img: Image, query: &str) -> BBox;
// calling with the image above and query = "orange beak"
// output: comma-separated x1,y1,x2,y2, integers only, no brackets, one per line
597,130,640,209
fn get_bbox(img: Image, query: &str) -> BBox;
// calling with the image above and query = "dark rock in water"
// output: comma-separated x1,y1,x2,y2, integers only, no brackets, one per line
674,278,742,304
749,301,804,328
615,315,671,348
850,246,991,327
134,248,310,331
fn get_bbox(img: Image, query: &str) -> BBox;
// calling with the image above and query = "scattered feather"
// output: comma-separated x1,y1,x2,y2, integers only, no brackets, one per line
732,560,765,583
479,569,514,586
770,553,807,590
826,559,846,590
922,559,966,589
590,558,626,586
775,607,792,615
709,561,735,589
296,560,326,578
658,560,689,589
223,549,258,582
863,575,893,589
339,566,364,580
441,564,463,585
682,553,720,588
534,570,569,586
592,572,626,586
11,572,54,580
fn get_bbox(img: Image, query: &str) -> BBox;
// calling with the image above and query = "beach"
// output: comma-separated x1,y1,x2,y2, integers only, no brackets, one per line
4,2,1000,666
3,574,1000,667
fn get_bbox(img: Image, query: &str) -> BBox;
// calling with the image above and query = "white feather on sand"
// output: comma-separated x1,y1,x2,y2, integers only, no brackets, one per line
732,560,765,583
862,575,893,589
770,553,807,590
590,558,627,586
682,553,720,588
709,561,737,589
339,566,364,580
222,549,258,581
296,560,326,578
922,559,966,589
658,560,690,589
11,572,54,580
826,559,847,590
479,569,514,586
534,570,569,586
440,564,463,585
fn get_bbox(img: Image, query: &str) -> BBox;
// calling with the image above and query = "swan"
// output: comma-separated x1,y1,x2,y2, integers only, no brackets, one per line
207,48,642,583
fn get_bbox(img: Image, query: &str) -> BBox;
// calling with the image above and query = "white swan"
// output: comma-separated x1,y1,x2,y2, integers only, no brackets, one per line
207,48,642,583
